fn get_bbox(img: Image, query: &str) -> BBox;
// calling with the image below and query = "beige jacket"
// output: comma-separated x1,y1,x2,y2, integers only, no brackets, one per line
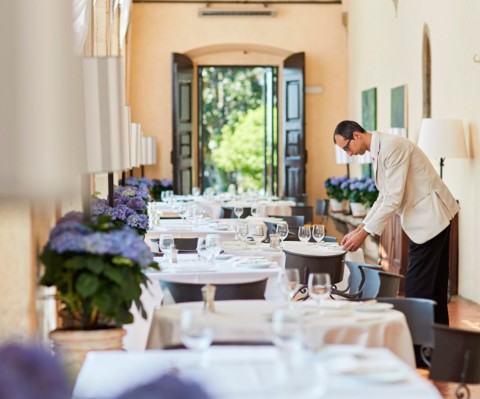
363,131,459,244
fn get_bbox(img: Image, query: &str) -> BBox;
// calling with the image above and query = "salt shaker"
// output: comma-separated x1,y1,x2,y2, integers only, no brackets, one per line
201,284,217,313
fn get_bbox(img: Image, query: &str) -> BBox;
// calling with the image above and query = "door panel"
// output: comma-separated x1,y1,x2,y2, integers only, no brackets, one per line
282,53,305,198
172,53,193,195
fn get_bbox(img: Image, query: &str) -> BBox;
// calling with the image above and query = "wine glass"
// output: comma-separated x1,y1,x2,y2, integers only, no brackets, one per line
276,222,289,247
180,309,213,368
307,273,331,306
234,206,244,219
236,223,249,246
159,234,175,261
278,269,301,305
312,224,325,246
298,226,311,246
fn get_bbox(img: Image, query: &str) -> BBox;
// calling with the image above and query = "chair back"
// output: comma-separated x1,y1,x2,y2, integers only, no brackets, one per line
285,251,346,285
160,278,268,303
271,215,305,241
291,205,314,224
331,261,381,299
430,324,480,398
174,238,198,252
315,199,329,216
360,267,402,299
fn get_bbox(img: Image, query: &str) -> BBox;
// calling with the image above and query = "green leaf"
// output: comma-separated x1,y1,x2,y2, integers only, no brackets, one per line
93,289,113,314
65,257,86,270
102,264,124,285
75,273,99,297
86,257,104,274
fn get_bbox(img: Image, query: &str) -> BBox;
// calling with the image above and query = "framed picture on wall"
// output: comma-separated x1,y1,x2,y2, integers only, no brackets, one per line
361,88,376,177
361,87,377,131
390,84,408,137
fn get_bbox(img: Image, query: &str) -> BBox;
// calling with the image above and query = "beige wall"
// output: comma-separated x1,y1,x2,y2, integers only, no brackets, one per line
129,3,349,207
346,0,480,303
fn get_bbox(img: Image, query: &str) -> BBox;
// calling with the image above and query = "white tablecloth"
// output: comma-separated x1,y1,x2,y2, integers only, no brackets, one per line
146,299,415,368
73,346,441,399
123,254,284,351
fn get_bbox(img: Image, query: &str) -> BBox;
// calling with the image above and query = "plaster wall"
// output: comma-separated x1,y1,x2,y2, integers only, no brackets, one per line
347,0,480,303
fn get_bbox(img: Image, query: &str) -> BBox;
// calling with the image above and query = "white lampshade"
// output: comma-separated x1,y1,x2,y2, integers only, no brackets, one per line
142,137,157,166
121,106,132,169
418,119,467,159
130,123,141,168
0,0,86,199
83,57,125,173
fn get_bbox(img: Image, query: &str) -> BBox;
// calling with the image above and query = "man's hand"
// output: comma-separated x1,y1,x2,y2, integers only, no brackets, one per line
341,228,368,252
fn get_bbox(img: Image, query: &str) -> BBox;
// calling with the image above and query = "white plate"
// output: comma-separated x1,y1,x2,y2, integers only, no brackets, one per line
355,303,394,312
215,254,233,260
342,369,408,383
237,258,272,268
210,224,230,231
262,247,282,252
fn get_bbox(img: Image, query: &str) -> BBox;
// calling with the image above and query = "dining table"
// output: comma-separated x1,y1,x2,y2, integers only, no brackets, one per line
73,346,441,399
146,299,416,368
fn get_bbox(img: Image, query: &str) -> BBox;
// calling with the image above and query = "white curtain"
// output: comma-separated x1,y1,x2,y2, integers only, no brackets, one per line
72,0,92,56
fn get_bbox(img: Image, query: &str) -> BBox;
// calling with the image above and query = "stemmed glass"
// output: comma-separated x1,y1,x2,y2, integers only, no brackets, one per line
180,309,213,368
250,223,266,248
276,222,289,247
312,225,325,246
234,206,244,219
159,234,175,261
271,308,303,359
298,226,311,246
307,273,331,306
278,269,301,306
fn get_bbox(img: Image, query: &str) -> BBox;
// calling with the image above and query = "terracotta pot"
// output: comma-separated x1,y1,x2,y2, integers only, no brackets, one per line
49,328,125,379
350,202,367,218
329,198,346,213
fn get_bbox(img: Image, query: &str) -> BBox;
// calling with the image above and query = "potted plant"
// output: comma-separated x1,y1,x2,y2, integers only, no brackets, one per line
362,178,379,208
347,178,368,217
39,211,158,376
150,178,174,201
323,175,349,213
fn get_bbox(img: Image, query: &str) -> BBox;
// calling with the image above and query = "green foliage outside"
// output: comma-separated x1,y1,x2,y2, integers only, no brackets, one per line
201,67,266,192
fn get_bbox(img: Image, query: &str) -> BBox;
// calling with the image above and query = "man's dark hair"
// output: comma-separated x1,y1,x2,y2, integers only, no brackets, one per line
333,120,366,143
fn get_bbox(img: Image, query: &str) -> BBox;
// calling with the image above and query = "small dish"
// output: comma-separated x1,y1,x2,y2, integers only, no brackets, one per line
215,254,233,261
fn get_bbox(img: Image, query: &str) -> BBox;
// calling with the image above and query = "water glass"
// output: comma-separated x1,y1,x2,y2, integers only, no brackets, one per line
236,223,249,246
159,234,175,261
278,269,301,304
307,273,331,305
250,223,266,247
196,237,209,262
206,234,222,264
271,308,303,354
298,226,311,246
180,309,213,368
276,222,289,246
312,224,325,245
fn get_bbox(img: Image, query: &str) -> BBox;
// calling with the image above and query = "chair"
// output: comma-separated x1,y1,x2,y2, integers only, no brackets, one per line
377,297,436,367
284,250,346,285
429,324,480,399
315,199,330,225
360,267,403,299
291,205,314,224
174,238,198,252
159,278,268,303
272,215,305,241
331,261,382,299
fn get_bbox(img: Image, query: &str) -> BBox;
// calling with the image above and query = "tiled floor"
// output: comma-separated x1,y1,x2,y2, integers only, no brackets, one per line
426,296,480,399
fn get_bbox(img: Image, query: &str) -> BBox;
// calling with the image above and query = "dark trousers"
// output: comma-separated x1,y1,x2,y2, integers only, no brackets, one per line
405,224,451,325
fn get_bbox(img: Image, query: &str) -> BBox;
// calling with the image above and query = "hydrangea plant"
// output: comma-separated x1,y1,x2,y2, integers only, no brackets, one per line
324,175,349,202
150,178,174,201
91,185,150,235
39,212,158,330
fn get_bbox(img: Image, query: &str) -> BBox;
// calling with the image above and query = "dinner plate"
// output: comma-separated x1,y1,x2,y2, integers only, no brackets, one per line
215,254,233,261
341,369,408,383
355,303,394,312
237,258,272,268
209,223,230,231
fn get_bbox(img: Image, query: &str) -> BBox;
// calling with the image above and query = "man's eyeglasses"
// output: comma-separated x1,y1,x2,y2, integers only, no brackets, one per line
342,136,354,152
